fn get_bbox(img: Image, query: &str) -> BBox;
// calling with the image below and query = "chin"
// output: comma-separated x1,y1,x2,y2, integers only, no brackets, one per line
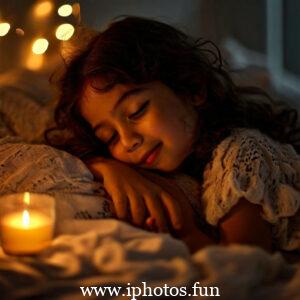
156,161,181,172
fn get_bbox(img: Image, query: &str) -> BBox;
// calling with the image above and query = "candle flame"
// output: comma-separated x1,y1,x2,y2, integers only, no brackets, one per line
23,192,30,205
22,210,30,228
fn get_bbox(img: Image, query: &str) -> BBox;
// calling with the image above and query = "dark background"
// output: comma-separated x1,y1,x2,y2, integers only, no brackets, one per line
0,0,299,106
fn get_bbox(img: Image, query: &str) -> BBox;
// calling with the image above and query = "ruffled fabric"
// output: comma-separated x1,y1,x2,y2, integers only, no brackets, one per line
201,128,300,250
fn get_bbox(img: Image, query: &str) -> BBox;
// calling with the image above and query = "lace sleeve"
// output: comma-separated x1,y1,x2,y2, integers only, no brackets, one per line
201,128,300,231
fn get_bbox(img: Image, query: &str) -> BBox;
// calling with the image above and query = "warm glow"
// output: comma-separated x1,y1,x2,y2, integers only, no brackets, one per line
26,53,44,70
0,23,10,36
15,28,25,36
55,23,74,40
72,3,81,18
22,210,30,228
58,4,72,17
23,192,30,205
34,1,53,18
32,38,49,54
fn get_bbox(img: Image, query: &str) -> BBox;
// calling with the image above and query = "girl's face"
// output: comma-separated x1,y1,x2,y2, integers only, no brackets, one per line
80,80,199,172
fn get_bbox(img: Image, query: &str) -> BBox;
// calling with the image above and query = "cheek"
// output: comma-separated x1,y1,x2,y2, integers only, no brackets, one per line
144,112,175,140
110,146,124,161
153,109,192,142
109,145,136,164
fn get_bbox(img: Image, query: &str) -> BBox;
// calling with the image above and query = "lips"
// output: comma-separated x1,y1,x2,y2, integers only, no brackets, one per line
139,143,162,166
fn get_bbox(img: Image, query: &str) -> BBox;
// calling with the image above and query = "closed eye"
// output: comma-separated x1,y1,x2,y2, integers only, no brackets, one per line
128,101,149,120
107,132,118,145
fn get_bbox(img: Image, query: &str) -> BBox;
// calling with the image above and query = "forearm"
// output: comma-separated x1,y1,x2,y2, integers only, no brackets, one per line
182,229,216,254
218,198,274,253
219,231,273,253
84,156,116,180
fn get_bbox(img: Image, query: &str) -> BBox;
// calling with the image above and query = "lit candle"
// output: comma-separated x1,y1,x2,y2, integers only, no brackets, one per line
0,193,55,255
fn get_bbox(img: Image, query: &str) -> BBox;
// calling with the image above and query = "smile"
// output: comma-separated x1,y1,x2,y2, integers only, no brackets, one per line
140,143,162,166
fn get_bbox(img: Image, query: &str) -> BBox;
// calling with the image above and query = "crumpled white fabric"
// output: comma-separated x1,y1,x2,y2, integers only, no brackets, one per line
0,137,113,224
0,137,299,299
0,219,299,300
201,128,300,250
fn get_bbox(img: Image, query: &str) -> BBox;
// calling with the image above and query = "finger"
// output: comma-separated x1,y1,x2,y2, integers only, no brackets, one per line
111,191,130,221
160,191,184,231
144,194,169,233
145,217,159,232
127,193,147,226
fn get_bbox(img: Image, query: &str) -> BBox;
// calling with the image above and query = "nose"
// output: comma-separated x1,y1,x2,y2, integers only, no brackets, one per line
119,126,143,153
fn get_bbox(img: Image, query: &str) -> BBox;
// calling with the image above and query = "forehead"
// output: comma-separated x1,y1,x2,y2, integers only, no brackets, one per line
80,78,132,113
82,77,133,103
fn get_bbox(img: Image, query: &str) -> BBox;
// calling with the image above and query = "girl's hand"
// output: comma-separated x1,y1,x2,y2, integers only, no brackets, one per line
138,169,216,253
85,157,184,233
137,169,200,239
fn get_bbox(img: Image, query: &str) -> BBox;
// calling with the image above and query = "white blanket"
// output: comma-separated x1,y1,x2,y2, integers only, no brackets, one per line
0,218,300,300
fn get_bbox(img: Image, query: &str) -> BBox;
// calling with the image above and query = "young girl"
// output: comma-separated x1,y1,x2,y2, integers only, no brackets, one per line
46,16,300,254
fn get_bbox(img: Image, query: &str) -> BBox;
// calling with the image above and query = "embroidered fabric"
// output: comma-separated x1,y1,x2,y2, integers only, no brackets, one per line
0,137,113,222
201,127,300,250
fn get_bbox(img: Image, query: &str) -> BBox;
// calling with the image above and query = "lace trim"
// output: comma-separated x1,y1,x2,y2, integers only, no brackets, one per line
201,128,300,250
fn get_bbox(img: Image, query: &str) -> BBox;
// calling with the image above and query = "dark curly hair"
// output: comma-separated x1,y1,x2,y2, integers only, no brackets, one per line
45,16,300,181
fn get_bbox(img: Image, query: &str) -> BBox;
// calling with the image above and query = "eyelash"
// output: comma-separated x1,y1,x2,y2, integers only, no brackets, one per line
106,101,149,145
107,133,118,145
128,101,149,119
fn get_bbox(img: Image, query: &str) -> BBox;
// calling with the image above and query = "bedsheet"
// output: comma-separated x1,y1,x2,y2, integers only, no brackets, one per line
1,218,300,300
0,135,299,299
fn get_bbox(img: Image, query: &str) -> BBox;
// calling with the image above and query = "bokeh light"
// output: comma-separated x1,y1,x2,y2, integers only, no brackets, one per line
72,3,81,18
58,4,72,17
32,38,49,54
26,53,44,70
0,23,11,36
33,1,53,18
15,28,25,36
55,23,74,40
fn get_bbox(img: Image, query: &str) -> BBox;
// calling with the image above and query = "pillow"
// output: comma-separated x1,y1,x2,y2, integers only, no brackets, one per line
0,138,113,230
0,69,54,142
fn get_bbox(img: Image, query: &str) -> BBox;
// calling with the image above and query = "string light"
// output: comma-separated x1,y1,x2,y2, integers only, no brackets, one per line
0,2,80,71
55,23,74,40
26,53,44,70
32,38,49,54
58,4,72,17
0,22,10,36
15,28,25,36
33,0,53,18
72,3,80,18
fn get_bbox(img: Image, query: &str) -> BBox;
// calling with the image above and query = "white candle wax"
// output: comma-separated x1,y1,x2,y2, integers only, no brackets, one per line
0,209,54,255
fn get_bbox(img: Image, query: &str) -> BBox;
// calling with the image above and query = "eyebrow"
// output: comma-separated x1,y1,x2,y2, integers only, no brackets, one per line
92,87,147,133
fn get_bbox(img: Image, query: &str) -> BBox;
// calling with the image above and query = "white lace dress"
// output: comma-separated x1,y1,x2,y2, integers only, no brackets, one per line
201,127,300,251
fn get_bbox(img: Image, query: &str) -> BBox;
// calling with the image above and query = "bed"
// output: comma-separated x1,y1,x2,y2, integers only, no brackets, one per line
0,69,300,300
